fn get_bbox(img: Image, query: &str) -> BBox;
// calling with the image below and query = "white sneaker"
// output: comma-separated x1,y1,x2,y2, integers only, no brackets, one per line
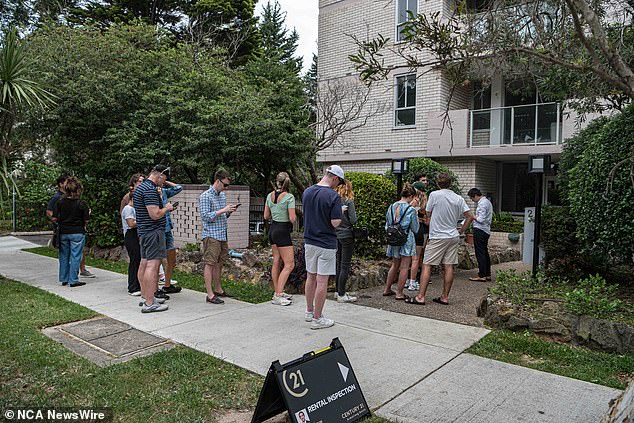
139,296,166,306
404,279,411,289
305,311,314,322
280,292,292,299
272,295,292,306
128,291,141,296
336,293,358,303
311,316,335,330
141,301,168,313
408,280,420,291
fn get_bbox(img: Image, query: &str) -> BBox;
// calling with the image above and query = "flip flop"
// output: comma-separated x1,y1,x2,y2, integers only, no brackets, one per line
469,277,487,282
405,296,425,305
432,297,449,305
485,277,492,281
382,291,396,296
395,296,406,301
214,291,233,298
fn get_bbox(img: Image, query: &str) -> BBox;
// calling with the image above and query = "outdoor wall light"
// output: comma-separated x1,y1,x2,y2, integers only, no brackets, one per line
391,158,410,175
528,154,551,174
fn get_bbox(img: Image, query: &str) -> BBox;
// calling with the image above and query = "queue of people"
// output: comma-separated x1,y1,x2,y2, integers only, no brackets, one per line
49,164,492,323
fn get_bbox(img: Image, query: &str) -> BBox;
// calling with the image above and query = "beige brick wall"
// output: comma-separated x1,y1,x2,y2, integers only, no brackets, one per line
170,185,250,250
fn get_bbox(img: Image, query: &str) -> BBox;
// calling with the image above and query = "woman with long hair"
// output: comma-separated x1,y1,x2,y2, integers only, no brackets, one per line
406,181,430,291
53,176,90,287
334,179,358,302
264,172,296,306
121,179,141,296
382,183,419,300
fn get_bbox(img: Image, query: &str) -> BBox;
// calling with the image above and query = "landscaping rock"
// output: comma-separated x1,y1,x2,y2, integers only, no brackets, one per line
241,252,258,268
530,318,571,342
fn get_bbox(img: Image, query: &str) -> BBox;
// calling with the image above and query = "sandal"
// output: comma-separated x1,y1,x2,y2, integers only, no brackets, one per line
405,296,425,305
432,297,449,305
395,296,406,301
213,291,232,298
382,290,396,296
469,277,487,282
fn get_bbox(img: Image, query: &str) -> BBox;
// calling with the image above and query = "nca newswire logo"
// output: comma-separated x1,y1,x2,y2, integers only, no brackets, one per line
4,408,112,421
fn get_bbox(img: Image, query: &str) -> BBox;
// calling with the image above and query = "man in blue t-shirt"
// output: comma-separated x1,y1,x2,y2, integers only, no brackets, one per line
302,165,344,330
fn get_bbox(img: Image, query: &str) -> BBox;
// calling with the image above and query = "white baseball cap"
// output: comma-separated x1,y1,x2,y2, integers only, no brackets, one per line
326,165,345,181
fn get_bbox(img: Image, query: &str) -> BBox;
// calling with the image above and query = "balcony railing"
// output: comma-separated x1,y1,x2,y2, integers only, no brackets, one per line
469,102,562,147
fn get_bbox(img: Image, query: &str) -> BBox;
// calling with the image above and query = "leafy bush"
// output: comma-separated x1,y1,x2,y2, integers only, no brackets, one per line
82,177,126,248
405,157,461,194
565,274,623,319
540,205,579,263
490,270,540,305
490,212,524,233
183,243,200,252
561,105,634,264
14,160,61,231
347,172,396,258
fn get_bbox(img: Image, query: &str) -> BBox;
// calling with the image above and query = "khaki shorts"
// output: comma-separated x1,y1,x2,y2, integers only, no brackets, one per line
304,244,336,275
422,237,460,265
202,238,229,265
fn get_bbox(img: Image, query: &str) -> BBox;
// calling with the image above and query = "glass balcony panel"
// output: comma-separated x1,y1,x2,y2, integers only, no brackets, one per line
502,108,512,144
536,103,559,143
513,105,536,144
471,110,491,146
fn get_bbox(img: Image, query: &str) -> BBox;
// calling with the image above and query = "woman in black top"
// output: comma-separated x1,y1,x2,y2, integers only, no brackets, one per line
53,177,90,287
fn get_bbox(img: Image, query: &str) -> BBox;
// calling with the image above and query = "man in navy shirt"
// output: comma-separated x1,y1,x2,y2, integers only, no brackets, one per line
134,165,174,313
302,165,344,329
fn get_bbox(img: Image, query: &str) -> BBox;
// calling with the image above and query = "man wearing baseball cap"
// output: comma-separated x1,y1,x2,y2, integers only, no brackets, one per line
302,165,344,329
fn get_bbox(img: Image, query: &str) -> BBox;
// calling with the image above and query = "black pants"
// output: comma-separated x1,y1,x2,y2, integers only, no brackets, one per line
473,228,491,278
336,237,355,296
124,228,141,293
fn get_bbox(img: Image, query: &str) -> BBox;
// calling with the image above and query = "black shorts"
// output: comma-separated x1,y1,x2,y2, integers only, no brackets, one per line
268,221,293,247
415,226,429,246
139,229,166,260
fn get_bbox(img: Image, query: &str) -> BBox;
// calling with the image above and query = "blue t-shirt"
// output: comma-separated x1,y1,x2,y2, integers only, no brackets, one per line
133,179,165,236
302,184,343,249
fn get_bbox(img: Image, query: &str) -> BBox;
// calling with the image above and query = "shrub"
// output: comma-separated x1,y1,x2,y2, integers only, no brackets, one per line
183,243,200,252
405,157,461,194
15,160,61,231
540,205,579,263
490,270,539,305
490,211,524,233
347,172,396,258
561,105,634,264
82,176,127,248
565,274,623,319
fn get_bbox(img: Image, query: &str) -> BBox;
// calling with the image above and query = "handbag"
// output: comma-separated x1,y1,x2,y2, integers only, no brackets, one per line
52,223,60,249
353,226,368,240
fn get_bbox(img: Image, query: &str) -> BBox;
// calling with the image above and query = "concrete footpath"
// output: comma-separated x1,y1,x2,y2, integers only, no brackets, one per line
0,237,619,422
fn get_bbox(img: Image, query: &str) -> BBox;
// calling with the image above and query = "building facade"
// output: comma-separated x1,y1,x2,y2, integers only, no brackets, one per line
317,0,596,212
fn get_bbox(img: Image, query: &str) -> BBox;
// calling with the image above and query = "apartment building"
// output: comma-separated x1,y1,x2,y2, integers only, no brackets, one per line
317,0,594,212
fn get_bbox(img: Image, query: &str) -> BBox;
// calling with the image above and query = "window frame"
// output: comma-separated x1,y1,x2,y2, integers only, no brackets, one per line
395,0,418,43
394,73,417,128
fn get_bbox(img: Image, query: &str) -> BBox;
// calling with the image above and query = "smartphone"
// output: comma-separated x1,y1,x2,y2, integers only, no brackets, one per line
172,201,179,208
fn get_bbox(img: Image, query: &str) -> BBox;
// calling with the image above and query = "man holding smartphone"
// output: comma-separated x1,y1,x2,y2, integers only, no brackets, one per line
198,169,238,304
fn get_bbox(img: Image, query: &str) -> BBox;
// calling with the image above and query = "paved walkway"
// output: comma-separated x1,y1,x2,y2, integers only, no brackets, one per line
0,237,619,422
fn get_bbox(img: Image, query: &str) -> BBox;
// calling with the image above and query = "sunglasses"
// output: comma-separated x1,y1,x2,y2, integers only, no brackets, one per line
159,167,171,176
218,180,230,188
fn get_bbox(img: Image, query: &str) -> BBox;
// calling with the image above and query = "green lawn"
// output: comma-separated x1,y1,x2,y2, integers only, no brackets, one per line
23,246,274,304
467,329,634,390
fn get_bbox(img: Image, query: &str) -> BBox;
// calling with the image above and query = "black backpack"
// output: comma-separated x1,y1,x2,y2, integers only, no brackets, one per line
386,204,411,246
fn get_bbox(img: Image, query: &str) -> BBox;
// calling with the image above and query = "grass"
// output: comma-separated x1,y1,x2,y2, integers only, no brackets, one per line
467,329,634,390
23,246,274,304
0,276,263,422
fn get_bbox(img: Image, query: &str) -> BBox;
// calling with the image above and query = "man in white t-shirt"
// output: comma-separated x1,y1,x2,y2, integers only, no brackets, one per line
468,188,493,282
407,172,474,306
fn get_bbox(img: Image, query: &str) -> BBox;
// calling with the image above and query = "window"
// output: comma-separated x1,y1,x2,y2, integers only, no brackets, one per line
395,74,416,127
396,0,418,42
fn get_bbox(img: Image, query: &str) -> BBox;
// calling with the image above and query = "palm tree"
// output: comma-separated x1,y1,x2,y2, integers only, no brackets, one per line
0,27,55,211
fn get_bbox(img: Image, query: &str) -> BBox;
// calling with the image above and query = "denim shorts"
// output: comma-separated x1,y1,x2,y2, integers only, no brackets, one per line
165,230,175,250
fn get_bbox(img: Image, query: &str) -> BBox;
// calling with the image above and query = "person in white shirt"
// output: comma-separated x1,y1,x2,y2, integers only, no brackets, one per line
468,188,493,282
406,172,474,306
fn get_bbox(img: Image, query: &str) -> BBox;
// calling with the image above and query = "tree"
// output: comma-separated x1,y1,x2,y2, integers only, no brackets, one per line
350,0,634,112
257,1,301,72
0,28,54,208
67,0,185,28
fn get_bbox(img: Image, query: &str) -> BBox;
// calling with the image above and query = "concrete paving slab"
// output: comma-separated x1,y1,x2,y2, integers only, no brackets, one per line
0,235,39,252
90,289,254,333
152,300,461,408
62,316,131,340
275,297,489,352
376,353,619,423
89,328,166,356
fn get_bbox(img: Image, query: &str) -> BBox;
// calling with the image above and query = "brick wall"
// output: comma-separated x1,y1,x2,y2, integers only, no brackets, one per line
170,185,250,250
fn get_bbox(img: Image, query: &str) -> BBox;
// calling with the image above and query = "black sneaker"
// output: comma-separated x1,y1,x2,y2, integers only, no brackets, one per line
154,290,170,300
69,282,86,287
161,285,182,294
